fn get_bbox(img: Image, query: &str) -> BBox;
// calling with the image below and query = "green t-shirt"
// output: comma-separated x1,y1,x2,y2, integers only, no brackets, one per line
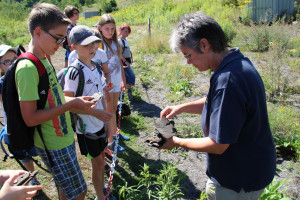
15,58,74,150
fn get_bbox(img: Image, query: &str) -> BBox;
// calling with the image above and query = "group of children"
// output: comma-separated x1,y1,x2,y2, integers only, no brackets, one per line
0,2,135,200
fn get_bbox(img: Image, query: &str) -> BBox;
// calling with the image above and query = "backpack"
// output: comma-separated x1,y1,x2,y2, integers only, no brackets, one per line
2,52,52,162
62,36,69,49
120,38,133,63
58,59,103,131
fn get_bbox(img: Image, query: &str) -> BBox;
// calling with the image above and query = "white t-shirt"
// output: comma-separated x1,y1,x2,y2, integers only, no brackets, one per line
102,41,122,87
68,48,108,66
63,59,106,136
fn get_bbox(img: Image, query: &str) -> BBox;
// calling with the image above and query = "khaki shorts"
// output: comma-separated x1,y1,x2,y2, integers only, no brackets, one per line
206,178,265,200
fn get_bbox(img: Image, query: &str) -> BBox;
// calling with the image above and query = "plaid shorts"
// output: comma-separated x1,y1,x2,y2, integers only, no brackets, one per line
35,142,87,200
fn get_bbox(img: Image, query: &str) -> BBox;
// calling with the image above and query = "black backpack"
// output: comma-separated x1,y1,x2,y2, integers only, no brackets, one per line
57,60,103,131
2,52,52,162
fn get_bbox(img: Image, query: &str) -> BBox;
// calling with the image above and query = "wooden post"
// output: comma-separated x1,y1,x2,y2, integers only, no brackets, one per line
148,18,151,37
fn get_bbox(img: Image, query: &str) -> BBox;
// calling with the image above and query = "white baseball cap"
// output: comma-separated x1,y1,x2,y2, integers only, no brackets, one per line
0,45,17,57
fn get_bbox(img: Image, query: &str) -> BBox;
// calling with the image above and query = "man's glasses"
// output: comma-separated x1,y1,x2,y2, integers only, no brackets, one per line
73,12,79,15
0,56,18,66
42,29,66,44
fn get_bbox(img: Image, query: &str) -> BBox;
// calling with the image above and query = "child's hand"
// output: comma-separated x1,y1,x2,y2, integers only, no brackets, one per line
73,96,96,110
104,83,113,103
104,83,113,93
121,82,126,92
0,171,43,200
93,110,112,123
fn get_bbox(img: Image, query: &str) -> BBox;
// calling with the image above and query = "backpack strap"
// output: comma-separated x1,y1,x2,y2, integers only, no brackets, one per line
121,38,126,54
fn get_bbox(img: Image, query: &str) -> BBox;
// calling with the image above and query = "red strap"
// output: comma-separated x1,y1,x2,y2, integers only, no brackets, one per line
17,53,47,77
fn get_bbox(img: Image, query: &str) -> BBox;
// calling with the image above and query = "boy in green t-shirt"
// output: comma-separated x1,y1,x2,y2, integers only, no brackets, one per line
15,3,95,200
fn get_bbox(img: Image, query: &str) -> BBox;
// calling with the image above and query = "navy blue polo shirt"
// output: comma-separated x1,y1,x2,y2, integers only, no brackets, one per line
201,48,276,192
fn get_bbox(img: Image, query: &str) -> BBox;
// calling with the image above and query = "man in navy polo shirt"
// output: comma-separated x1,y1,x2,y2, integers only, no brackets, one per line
159,12,276,200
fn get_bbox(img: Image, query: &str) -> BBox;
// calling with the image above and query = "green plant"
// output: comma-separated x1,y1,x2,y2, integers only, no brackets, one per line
268,104,300,160
197,190,209,200
259,179,294,200
177,120,203,138
170,80,192,97
118,162,184,200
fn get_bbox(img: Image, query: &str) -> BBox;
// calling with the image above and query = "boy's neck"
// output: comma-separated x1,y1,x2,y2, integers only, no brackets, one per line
28,40,46,60
71,20,76,26
78,56,94,70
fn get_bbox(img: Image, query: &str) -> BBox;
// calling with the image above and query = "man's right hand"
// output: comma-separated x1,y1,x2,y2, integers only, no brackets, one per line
160,105,182,119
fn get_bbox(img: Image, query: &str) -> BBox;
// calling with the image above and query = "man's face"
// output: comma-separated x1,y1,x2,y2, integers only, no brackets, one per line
38,24,68,56
180,45,209,72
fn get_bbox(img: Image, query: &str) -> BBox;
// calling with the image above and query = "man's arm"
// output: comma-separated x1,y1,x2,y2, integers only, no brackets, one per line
161,97,206,119
159,136,230,155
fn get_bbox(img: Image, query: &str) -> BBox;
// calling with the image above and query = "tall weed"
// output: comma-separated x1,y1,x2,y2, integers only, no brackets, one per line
260,43,291,101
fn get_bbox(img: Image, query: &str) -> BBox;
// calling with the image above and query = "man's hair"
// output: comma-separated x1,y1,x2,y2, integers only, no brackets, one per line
64,5,79,18
170,12,228,53
28,3,71,36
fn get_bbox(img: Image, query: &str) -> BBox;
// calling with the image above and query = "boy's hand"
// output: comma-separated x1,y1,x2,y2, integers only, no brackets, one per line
72,96,96,110
93,110,112,123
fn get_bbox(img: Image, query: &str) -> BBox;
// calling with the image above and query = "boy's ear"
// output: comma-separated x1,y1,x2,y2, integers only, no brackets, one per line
98,25,101,31
33,27,43,39
71,44,76,49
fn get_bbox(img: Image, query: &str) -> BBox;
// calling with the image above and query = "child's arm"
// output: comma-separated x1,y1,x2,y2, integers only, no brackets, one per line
103,84,113,113
64,91,112,123
19,96,95,127
101,63,111,84
119,57,127,91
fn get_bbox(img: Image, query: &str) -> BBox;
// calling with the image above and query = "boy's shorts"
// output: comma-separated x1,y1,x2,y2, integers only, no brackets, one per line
35,142,87,200
77,128,108,159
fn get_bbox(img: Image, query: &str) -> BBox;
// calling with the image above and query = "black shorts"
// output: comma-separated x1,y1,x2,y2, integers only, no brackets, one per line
77,128,108,158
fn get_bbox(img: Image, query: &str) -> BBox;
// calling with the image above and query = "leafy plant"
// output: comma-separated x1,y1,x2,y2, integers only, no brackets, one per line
170,80,192,97
118,162,184,200
268,104,300,160
259,179,294,200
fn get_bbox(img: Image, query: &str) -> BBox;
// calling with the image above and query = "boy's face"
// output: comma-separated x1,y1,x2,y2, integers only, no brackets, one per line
70,10,79,22
73,42,97,61
37,24,68,56
0,51,17,73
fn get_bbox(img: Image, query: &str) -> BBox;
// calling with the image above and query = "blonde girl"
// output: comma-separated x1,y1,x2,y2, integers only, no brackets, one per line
97,13,128,152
